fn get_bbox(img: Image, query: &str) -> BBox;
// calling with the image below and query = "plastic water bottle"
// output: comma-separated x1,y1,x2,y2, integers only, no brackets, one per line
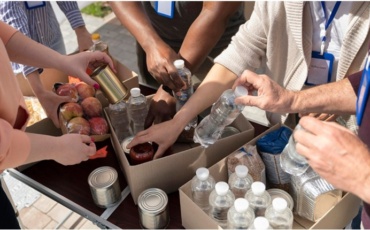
173,59,197,130
108,101,131,142
209,181,235,228
191,167,215,212
280,124,309,176
227,198,255,229
265,198,293,229
249,216,272,230
90,33,109,54
128,87,148,135
228,165,254,199
245,181,271,217
193,86,248,148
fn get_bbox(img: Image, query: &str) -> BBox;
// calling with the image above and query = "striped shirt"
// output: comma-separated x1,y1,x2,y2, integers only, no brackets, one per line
0,1,85,76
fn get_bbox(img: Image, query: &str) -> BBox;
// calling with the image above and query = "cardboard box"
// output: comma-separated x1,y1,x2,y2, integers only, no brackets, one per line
107,111,255,204
179,123,361,229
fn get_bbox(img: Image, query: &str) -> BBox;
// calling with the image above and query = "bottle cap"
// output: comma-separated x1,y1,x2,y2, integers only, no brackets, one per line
234,86,248,98
251,181,266,196
196,167,209,181
235,165,249,178
130,87,141,97
215,181,229,196
253,217,270,229
272,197,287,211
173,59,185,69
234,198,249,213
91,33,101,40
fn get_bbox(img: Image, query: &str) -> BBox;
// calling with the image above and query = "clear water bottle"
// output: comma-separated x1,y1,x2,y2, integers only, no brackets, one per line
173,59,198,130
245,181,271,217
228,165,254,199
191,167,215,212
227,198,255,229
249,216,272,230
280,124,309,176
128,87,148,135
108,101,132,142
193,86,248,148
209,181,235,228
265,198,293,229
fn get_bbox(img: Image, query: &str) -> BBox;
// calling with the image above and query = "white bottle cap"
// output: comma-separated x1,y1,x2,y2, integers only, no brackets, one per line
251,181,266,196
130,87,141,97
235,165,249,178
253,217,270,229
234,198,249,213
272,197,287,211
215,182,229,196
196,167,209,181
234,86,248,98
174,59,185,69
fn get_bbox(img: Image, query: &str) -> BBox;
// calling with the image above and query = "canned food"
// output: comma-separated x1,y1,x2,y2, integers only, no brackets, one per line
88,166,121,208
267,188,294,211
90,64,129,104
138,188,169,229
121,136,134,155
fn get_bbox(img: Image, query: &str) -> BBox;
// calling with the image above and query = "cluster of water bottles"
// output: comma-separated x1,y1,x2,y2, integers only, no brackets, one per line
191,166,294,229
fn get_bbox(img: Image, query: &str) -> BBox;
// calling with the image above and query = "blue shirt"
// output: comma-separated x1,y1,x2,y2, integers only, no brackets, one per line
0,1,85,76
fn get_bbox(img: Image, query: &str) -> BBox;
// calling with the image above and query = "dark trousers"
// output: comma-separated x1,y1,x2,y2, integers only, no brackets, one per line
0,180,20,229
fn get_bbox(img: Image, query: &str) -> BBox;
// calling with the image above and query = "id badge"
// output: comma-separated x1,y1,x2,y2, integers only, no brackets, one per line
306,51,334,86
25,1,46,9
155,1,175,19
356,56,370,126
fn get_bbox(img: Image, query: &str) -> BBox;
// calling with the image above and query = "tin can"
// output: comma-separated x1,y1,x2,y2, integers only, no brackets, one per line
88,166,121,208
121,136,134,155
138,188,169,229
90,64,129,104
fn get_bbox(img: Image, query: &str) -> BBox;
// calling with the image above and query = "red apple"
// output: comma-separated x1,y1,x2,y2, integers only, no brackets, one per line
67,117,90,135
59,102,83,121
89,117,109,135
81,97,102,117
75,82,95,100
56,83,79,102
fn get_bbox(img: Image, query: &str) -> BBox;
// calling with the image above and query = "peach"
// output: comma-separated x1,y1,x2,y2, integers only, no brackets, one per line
59,102,83,121
89,117,109,135
81,97,102,117
67,117,90,135
76,82,95,100
56,83,79,102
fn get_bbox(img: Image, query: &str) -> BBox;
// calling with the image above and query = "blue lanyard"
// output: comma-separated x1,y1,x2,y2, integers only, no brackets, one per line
319,1,341,54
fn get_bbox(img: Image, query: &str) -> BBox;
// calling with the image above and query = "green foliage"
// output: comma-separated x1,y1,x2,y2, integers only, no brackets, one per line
81,2,112,18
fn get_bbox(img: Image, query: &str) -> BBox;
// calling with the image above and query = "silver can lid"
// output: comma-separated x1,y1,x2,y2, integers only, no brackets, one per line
88,166,118,189
121,136,134,154
138,188,168,214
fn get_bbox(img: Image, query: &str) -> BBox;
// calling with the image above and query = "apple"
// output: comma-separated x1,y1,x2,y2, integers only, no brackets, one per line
75,82,95,100
67,117,90,135
81,97,102,117
56,83,79,102
89,117,109,135
59,102,83,121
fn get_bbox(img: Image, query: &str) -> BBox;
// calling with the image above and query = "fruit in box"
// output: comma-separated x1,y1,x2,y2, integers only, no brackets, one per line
81,97,102,117
67,117,90,135
56,83,79,102
89,117,109,135
59,102,83,121
75,82,96,100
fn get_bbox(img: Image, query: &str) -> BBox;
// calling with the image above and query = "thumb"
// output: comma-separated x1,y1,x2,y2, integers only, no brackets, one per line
234,95,260,107
78,72,99,89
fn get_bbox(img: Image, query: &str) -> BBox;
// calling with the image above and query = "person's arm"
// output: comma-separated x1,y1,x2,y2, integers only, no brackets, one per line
179,2,243,73
58,1,93,52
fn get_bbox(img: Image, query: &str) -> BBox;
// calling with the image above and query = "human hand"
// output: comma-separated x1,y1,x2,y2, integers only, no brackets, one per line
233,70,295,113
298,112,337,122
53,134,96,165
144,86,176,129
74,26,94,52
127,119,183,159
145,43,184,91
294,116,370,201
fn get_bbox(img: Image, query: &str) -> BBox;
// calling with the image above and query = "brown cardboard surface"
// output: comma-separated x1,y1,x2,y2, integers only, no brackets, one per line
179,123,361,229
107,110,255,204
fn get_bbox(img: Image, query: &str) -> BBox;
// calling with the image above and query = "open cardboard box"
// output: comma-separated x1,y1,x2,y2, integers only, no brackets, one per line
179,123,361,229
107,109,255,204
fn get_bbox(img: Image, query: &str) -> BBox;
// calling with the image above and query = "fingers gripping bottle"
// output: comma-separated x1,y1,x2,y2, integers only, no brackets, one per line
173,59,198,130
128,88,148,135
209,181,235,228
245,181,271,217
228,165,254,199
227,198,255,229
193,86,248,148
264,198,293,229
191,167,216,212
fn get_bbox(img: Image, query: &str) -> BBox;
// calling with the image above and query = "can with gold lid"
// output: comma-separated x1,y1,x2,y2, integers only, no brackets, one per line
138,188,169,229
88,166,121,208
90,64,129,104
